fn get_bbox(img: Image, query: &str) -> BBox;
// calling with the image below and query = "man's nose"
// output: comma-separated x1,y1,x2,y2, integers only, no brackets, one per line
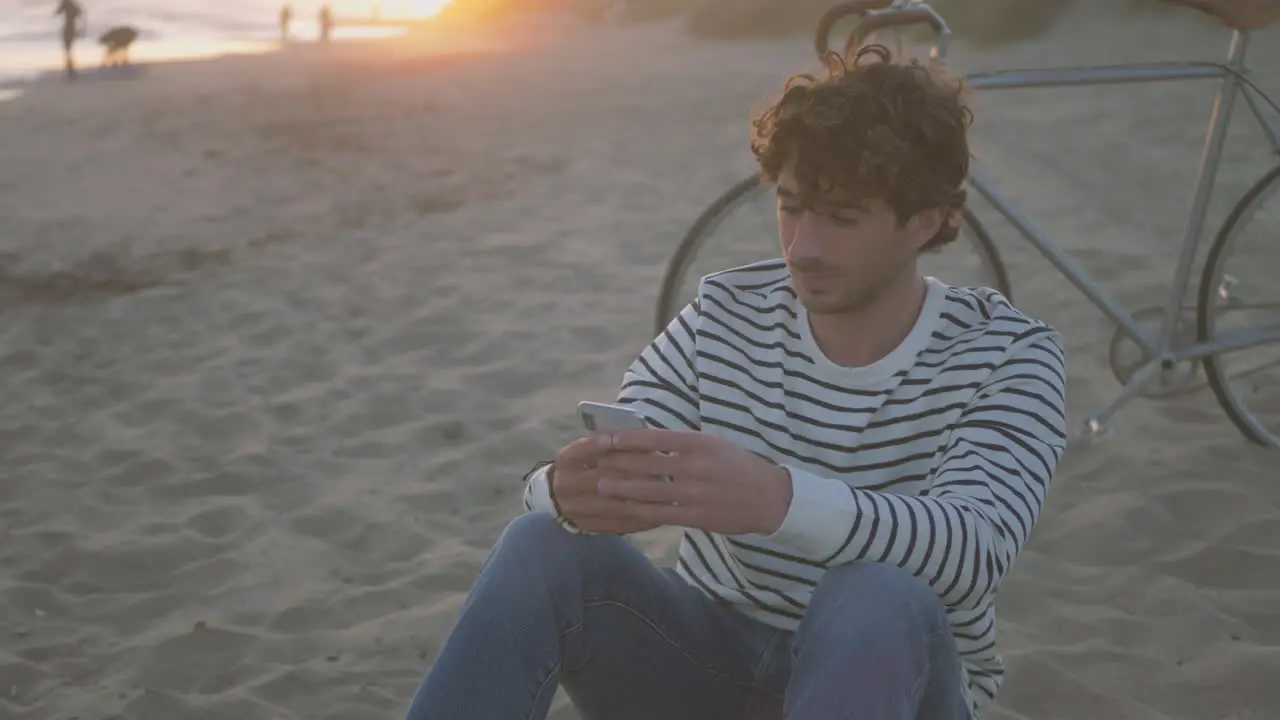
785,212,824,260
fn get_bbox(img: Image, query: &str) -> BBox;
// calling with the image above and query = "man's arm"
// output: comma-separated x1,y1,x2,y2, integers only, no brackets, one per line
521,301,703,521
763,330,1067,611
1165,0,1280,30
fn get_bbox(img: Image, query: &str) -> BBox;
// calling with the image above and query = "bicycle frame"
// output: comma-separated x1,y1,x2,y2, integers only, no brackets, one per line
953,30,1280,433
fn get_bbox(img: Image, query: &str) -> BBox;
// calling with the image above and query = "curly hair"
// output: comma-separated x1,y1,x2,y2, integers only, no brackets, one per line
750,44,973,251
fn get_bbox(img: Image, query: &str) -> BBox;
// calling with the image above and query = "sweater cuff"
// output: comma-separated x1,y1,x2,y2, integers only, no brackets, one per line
762,465,856,562
525,464,558,516
525,464,589,535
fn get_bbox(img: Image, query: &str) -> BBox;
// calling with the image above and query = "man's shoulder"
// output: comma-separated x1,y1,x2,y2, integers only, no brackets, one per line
696,259,794,312
938,284,1063,358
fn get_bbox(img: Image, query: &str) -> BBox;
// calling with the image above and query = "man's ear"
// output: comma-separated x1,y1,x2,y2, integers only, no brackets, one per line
907,207,948,251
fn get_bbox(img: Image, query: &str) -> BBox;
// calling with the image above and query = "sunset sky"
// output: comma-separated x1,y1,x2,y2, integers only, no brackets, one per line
352,0,456,17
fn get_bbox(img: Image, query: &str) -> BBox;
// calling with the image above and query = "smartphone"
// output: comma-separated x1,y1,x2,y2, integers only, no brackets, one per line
577,401,649,433
577,401,673,483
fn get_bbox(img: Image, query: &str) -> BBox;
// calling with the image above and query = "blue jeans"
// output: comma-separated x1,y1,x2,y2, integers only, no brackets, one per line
405,513,972,720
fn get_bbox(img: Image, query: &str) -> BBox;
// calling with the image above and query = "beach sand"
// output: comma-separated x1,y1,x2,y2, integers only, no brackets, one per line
1,4,1278,719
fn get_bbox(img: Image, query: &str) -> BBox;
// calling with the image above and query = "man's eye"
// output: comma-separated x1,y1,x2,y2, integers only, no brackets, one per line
831,216,860,227
779,205,802,215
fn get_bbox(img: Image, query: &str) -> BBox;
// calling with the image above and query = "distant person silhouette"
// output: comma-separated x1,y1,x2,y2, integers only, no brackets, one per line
55,0,85,80
98,25,139,67
318,4,334,43
279,4,293,42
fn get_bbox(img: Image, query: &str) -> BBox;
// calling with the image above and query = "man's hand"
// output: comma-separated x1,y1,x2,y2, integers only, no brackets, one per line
549,435,663,535
594,429,795,536
1164,0,1280,30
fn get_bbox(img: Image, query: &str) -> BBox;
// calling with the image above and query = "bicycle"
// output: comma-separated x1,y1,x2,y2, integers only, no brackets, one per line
655,0,1280,449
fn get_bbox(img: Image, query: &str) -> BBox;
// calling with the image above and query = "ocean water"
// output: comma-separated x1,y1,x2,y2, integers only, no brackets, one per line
0,1,439,83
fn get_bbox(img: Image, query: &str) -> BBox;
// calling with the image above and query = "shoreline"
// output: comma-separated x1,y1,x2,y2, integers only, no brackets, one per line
0,24,419,98
0,12,596,100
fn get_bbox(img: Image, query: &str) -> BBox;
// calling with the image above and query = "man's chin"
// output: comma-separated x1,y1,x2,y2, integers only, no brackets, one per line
797,293,854,316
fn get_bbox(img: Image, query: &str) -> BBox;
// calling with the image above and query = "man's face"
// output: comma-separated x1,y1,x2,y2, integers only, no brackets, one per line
775,163,940,316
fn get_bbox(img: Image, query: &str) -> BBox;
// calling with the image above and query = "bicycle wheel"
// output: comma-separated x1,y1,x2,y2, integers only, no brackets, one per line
654,173,1013,335
1197,164,1280,449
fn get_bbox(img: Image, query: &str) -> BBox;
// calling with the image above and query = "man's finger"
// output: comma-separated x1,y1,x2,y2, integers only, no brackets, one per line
618,497,700,529
595,449,684,478
559,470,655,503
597,476,691,505
555,435,609,465
611,428,709,454
560,494,638,518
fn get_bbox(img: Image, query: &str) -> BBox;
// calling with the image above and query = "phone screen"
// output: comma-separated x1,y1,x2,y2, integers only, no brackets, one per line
577,402,648,434
576,402,672,483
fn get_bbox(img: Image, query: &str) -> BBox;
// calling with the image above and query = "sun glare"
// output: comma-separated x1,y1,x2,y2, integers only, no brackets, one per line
361,0,452,18
409,0,453,17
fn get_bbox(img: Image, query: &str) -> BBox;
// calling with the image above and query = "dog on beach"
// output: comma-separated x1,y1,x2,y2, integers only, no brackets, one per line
98,25,139,67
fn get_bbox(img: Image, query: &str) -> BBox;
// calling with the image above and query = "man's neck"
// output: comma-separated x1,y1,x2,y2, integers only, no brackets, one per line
807,272,928,369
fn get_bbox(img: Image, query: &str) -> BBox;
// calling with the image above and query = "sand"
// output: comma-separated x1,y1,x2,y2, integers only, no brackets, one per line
1,4,1278,719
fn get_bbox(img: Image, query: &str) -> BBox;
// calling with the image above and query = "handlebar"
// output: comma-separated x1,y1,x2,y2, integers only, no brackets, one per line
813,0,893,56
814,1,952,61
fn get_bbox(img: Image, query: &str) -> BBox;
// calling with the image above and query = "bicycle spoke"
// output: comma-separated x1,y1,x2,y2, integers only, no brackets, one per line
1198,165,1280,448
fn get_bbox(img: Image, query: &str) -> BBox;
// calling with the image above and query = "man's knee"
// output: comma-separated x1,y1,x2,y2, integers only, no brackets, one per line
498,511,573,548
804,563,948,641
494,512,579,564
490,513,631,582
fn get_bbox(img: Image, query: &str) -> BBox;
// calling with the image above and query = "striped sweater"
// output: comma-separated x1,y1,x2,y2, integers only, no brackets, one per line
523,260,1068,713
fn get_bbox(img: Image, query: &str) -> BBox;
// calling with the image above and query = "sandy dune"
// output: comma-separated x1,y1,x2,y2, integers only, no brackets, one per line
1,4,1278,719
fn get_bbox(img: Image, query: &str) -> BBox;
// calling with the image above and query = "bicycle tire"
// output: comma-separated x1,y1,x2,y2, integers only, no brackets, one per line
654,173,1014,335
1196,163,1280,449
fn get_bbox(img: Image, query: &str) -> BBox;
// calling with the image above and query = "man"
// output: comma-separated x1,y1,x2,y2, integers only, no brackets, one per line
404,44,1067,720
318,4,334,43
279,4,293,43
55,0,85,81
